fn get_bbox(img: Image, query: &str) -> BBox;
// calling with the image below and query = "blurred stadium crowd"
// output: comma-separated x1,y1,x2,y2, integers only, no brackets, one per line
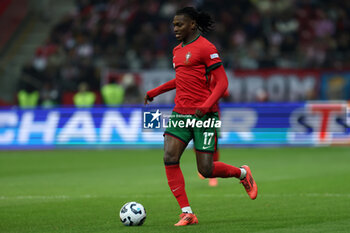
17,0,350,107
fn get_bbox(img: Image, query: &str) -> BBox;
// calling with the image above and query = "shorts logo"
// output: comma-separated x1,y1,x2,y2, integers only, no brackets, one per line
143,110,162,129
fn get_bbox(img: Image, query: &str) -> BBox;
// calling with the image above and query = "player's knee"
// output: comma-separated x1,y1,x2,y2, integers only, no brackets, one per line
163,149,179,164
198,165,212,178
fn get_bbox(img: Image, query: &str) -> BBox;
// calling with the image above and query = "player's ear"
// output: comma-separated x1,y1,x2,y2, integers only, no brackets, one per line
191,20,196,31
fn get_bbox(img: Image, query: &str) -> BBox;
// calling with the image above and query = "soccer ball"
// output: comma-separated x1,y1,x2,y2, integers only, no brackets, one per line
119,202,146,226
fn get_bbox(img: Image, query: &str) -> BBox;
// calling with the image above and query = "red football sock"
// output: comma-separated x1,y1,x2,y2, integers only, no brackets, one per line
165,164,190,209
211,161,241,178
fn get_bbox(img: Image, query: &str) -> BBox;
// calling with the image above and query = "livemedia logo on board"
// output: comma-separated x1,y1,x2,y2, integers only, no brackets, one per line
143,109,221,129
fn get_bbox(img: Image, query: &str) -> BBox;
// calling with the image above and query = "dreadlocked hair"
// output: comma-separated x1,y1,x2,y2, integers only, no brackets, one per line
176,7,214,34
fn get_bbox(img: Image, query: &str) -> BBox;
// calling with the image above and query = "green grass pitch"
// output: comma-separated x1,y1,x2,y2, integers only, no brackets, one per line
0,147,350,233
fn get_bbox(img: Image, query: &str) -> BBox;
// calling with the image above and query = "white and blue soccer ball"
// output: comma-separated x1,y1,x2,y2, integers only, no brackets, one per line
119,202,146,226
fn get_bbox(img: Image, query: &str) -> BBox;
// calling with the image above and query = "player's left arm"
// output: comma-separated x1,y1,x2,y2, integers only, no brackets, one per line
195,65,228,117
195,43,228,118
210,73,230,98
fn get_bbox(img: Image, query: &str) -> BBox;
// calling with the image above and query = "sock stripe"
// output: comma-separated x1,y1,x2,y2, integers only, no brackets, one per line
164,161,180,166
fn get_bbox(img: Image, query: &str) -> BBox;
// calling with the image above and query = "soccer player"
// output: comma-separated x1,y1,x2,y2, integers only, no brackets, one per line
144,7,257,226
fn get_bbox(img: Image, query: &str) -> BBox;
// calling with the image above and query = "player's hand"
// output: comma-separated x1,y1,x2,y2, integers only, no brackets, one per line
195,109,205,118
144,94,154,105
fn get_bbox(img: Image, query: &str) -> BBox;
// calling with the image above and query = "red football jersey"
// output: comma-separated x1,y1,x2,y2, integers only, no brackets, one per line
172,35,222,114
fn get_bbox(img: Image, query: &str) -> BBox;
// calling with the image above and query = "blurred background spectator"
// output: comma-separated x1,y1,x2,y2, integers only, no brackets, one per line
121,73,143,104
2,0,350,106
73,82,96,107
101,78,124,106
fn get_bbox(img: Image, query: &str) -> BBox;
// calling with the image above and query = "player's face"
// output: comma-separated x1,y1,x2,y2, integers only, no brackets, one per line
173,14,196,41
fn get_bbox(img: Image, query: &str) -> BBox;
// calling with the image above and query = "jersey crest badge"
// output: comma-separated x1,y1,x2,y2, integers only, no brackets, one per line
184,51,191,65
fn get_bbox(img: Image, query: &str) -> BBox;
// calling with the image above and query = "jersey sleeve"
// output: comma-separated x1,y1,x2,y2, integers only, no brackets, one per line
198,65,228,114
147,79,176,98
201,43,222,73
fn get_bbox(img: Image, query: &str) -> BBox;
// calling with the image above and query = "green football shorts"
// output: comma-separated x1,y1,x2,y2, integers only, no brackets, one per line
164,111,220,153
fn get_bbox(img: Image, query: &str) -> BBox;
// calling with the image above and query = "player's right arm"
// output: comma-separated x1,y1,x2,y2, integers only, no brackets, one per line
144,78,176,105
